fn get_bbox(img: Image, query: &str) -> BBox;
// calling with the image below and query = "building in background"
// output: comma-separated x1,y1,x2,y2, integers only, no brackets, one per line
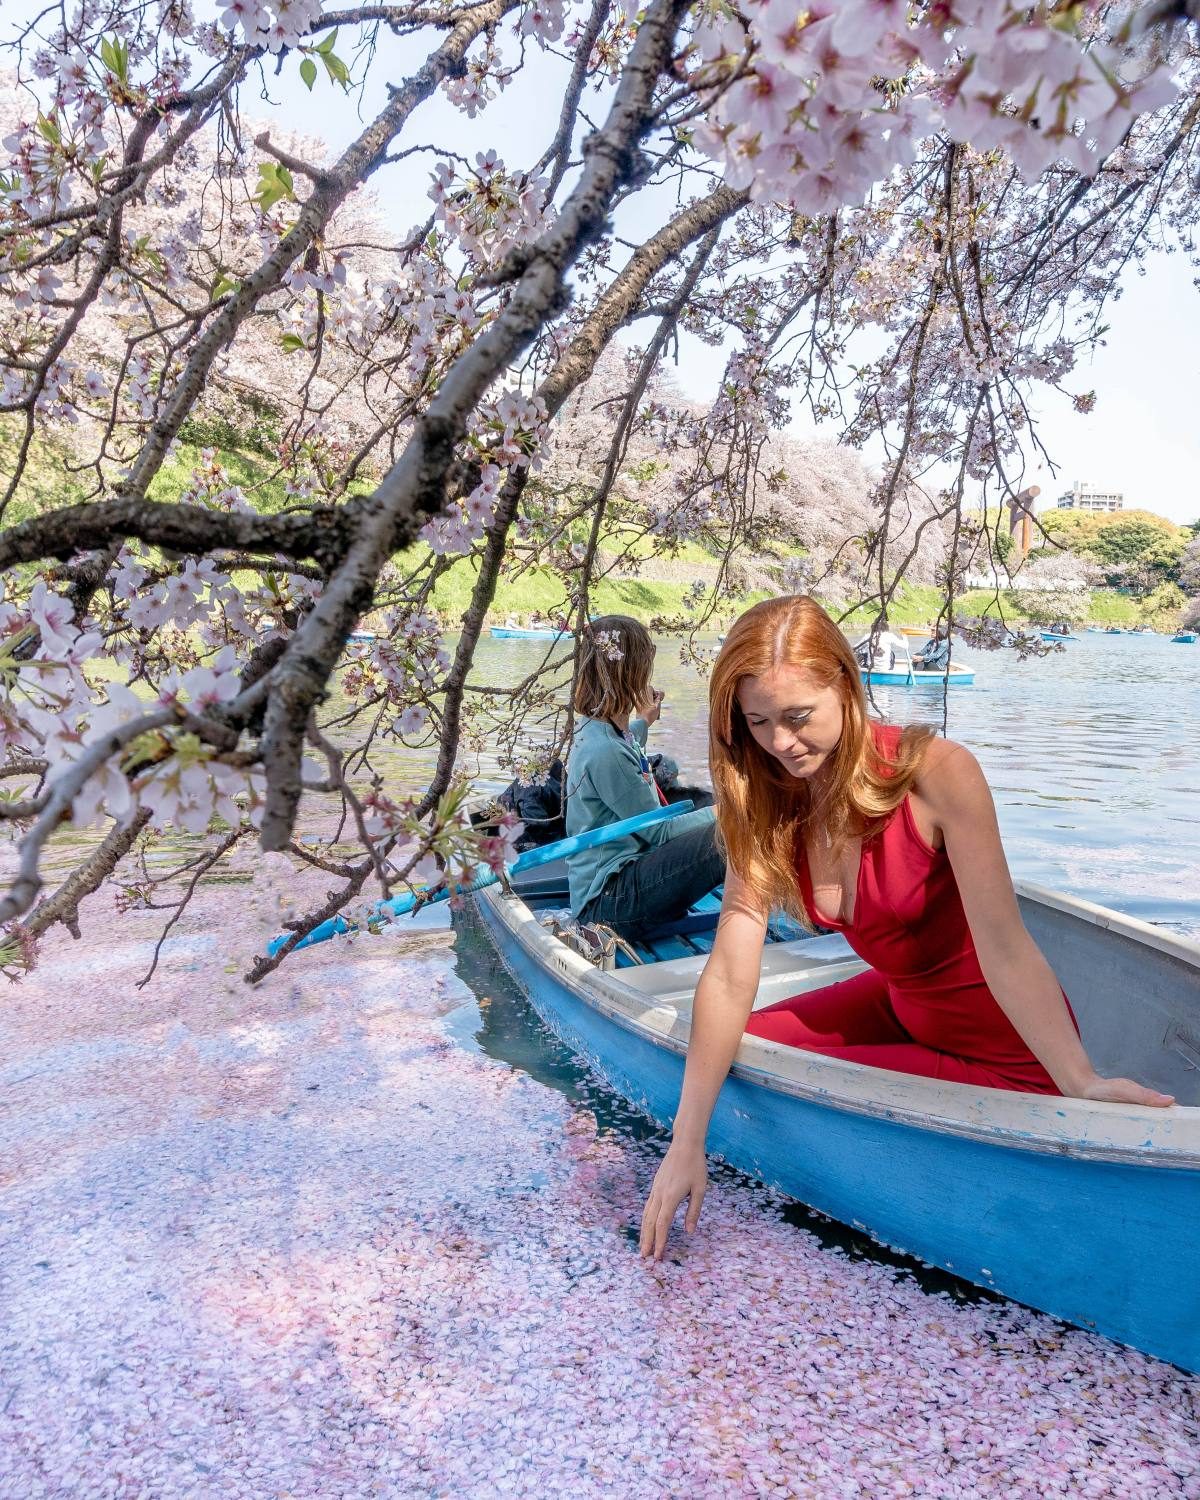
1056,481,1124,512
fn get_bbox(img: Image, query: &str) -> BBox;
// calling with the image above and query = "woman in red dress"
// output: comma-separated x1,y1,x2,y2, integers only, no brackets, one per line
640,595,1174,1259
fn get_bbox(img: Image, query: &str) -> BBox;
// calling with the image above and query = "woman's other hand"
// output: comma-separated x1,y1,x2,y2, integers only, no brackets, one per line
639,1141,707,1260
1076,1073,1176,1108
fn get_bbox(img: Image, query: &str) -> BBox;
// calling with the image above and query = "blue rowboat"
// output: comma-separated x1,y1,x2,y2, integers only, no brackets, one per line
1041,631,1079,643
860,663,974,687
476,871,1200,1370
1172,632,1197,644
490,625,572,641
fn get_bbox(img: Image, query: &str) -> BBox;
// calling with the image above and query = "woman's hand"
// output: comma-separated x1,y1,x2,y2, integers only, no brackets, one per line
639,1140,707,1260
1075,1073,1176,1108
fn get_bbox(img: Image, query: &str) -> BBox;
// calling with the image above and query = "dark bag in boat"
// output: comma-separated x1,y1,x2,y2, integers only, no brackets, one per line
478,756,714,852
493,760,567,849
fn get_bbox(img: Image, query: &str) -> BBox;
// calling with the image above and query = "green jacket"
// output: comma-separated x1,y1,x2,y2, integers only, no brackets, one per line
565,715,716,915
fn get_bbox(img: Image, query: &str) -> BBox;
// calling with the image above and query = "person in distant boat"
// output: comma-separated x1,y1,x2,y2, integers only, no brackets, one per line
566,615,723,941
853,613,906,673
913,623,951,672
640,594,1174,1258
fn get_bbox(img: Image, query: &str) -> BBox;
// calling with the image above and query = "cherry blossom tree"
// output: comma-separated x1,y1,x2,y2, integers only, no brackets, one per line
1,0,1198,977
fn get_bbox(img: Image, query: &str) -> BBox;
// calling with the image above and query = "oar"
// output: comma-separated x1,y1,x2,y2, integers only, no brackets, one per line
266,799,696,956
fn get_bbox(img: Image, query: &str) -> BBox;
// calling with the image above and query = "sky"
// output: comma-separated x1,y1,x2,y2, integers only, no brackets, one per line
4,1,1198,525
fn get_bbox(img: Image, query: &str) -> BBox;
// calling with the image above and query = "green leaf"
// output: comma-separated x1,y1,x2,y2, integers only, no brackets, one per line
211,272,238,300
315,27,339,54
100,35,129,83
280,333,308,352
36,114,61,146
252,161,297,212
299,57,317,90
320,51,351,88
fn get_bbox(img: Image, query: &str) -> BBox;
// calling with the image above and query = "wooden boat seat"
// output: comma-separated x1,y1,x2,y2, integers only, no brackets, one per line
618,931,865,1014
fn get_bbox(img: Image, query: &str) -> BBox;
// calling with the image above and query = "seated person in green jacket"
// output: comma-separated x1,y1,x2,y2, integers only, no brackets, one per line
567,615,723,942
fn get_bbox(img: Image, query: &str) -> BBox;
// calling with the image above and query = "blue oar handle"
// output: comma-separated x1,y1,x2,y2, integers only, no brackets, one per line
266,799,696,956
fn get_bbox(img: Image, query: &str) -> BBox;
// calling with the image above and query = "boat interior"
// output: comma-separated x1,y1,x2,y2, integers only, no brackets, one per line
508,858,1200,1107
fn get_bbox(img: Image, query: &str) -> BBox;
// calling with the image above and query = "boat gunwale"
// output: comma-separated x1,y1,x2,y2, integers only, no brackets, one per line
477,883,1200,1169
1014,878,1200,967
859,664,975,685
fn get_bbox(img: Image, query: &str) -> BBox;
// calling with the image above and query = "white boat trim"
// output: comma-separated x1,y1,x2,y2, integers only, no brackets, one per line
480,883,1200,1169
1014,879,1200,968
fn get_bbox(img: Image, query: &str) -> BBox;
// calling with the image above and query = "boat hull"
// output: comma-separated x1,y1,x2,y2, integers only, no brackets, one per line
490,626,570,640
475,885,1200,1371
1041,631,1079,643
860,666,975,687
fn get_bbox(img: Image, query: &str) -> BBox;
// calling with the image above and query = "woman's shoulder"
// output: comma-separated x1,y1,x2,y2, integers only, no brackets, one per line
911,737,989,814
917,735,977,773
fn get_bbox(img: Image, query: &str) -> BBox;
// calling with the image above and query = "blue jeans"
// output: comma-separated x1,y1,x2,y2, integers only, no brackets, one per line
579,822,724,941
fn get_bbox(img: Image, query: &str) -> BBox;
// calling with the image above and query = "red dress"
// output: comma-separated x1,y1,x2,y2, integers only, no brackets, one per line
743,724,1065,1093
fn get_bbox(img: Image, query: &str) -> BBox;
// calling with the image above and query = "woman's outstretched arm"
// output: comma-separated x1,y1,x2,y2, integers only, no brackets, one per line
921,741,1174,1108
640,868,770,1259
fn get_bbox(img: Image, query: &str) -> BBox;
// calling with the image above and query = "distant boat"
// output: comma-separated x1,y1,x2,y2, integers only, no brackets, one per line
1172,631,1197,644
1041,631,1079,643
490,625,572,641
860,663,974,687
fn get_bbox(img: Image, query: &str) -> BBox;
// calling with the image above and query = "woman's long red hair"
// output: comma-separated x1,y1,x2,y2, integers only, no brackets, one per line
709,596,931,919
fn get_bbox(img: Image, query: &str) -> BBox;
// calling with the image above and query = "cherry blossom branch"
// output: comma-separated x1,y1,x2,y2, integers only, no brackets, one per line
113,0,520,511
536,0,610,204
18,807,153,942
256,0,696,848
415,184,746,817
0,707,177,925
0,497,354,573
